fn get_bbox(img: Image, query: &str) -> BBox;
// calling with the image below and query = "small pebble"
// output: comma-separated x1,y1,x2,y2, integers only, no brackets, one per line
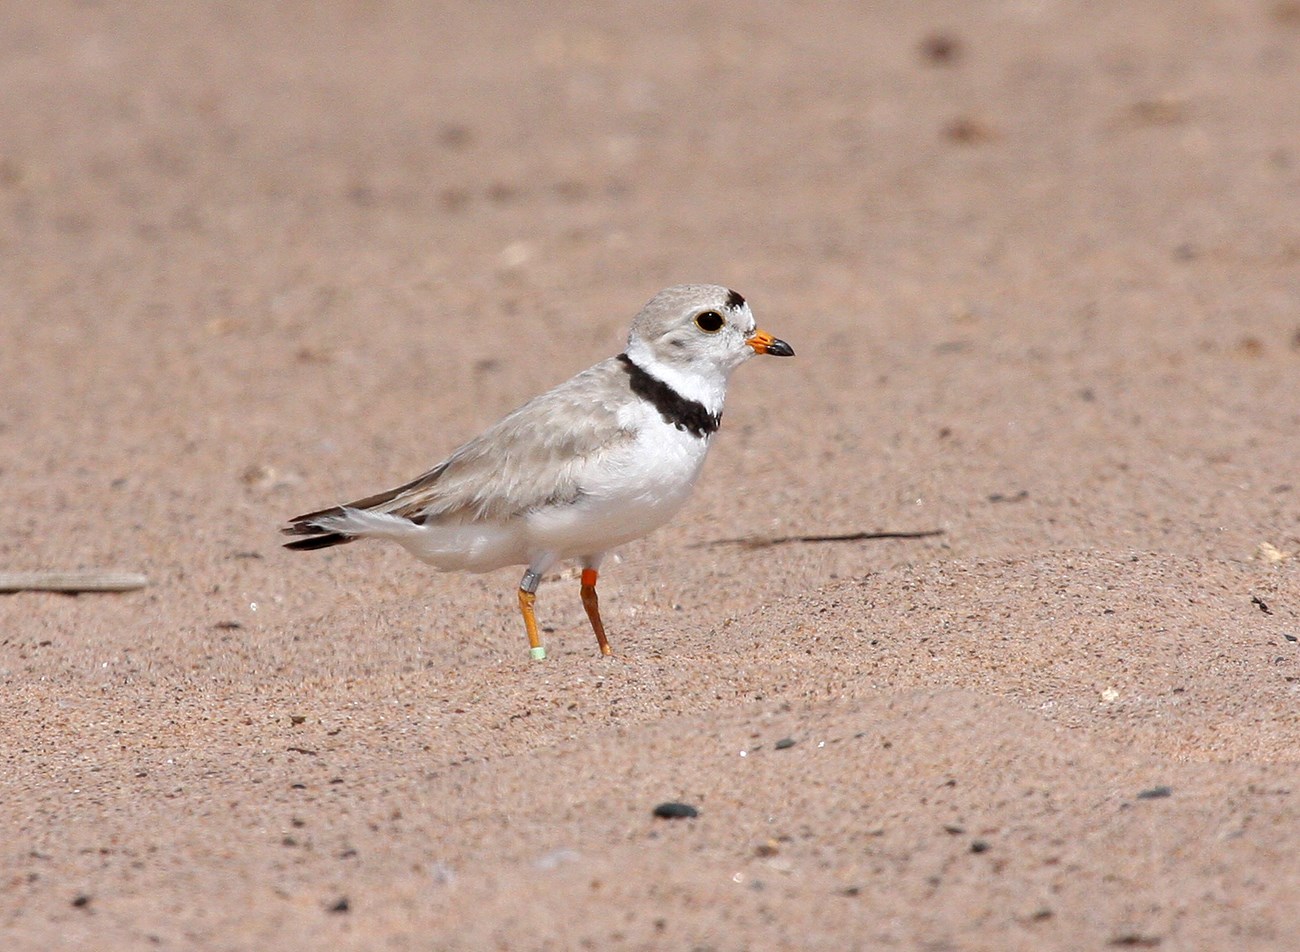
1109,932,1163,947
1136,786,1173,800
652,802,699,819
327,897,350,913
774,738,797,750
918,32,962,64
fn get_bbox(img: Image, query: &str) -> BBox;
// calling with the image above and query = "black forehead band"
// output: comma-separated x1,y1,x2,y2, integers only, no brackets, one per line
724,289,746,311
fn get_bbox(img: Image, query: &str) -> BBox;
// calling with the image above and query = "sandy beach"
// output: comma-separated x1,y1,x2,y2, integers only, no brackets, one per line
2,2,1298,948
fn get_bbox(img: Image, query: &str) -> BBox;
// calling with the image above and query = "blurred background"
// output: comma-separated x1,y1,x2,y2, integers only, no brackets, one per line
4,2,1296,579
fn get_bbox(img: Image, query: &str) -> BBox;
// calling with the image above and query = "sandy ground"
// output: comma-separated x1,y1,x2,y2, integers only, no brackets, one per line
2,1,1299,948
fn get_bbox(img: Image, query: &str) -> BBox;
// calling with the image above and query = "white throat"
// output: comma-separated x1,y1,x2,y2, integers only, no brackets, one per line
624,337,730,415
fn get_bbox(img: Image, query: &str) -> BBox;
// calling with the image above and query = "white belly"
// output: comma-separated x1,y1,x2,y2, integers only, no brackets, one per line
524,414,710,561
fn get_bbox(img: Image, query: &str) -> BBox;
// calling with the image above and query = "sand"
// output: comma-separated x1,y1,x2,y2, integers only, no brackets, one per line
2,1,1298,948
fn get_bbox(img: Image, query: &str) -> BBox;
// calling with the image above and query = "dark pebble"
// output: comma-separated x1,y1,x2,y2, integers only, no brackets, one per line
1136,786,1173,800
327,897,350,913
774,738,797,750
943,117,997,144
970,840,991,853
71,893,92,908
1109,933,1163,947
919,32,961,64
653,802,699,819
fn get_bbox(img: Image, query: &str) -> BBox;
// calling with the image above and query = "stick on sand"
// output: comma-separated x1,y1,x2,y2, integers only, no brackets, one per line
0,571,150,593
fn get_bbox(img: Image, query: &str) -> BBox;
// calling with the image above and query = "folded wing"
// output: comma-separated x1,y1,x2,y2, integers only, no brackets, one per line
283,358,635,548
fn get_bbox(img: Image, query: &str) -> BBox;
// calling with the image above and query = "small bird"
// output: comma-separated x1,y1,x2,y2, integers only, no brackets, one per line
283,285,793,659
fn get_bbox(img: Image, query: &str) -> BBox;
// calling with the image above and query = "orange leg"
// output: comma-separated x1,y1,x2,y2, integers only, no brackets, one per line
580,568,613,657
518,569,546,660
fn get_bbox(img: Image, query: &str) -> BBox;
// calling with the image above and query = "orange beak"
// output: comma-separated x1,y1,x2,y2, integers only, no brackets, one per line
746,329,795,357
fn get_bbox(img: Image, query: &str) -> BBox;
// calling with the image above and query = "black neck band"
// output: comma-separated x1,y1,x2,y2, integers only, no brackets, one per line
617,353,721,438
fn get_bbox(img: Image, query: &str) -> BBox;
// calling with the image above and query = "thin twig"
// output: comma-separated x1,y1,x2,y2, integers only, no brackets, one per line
689,529,944,550
0,571,150,593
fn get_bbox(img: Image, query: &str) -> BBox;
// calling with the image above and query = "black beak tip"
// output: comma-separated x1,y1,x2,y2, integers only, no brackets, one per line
768,338,795,357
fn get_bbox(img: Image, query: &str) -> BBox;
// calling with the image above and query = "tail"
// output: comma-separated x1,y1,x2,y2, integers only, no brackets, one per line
282,504,357,550
282,504,423,551
284,461,450,552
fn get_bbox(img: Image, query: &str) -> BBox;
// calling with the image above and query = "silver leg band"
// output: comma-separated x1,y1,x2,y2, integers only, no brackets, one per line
520,569,542,594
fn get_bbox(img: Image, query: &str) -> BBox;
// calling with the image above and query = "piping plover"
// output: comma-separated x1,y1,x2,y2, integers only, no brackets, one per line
283,284,793,660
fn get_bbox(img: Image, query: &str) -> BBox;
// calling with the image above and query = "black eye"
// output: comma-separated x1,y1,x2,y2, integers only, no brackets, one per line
695,310,724,333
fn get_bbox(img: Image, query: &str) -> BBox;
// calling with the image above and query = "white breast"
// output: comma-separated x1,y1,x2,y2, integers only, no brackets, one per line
523,400,712,560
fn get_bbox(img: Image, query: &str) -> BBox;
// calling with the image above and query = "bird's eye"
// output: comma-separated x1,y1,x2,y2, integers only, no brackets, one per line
695,310,725,333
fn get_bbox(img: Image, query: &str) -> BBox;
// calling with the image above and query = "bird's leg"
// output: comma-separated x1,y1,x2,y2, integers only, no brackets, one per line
580,568,613,657
518,569,546,661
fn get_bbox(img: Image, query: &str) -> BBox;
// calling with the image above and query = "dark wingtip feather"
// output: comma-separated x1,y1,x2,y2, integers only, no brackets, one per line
283,532,352,551
284,504,348,528
282,505,354,551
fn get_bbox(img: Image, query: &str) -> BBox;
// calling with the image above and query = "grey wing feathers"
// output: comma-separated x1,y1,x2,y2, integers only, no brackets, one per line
281,460,452,548
283,357,635,543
